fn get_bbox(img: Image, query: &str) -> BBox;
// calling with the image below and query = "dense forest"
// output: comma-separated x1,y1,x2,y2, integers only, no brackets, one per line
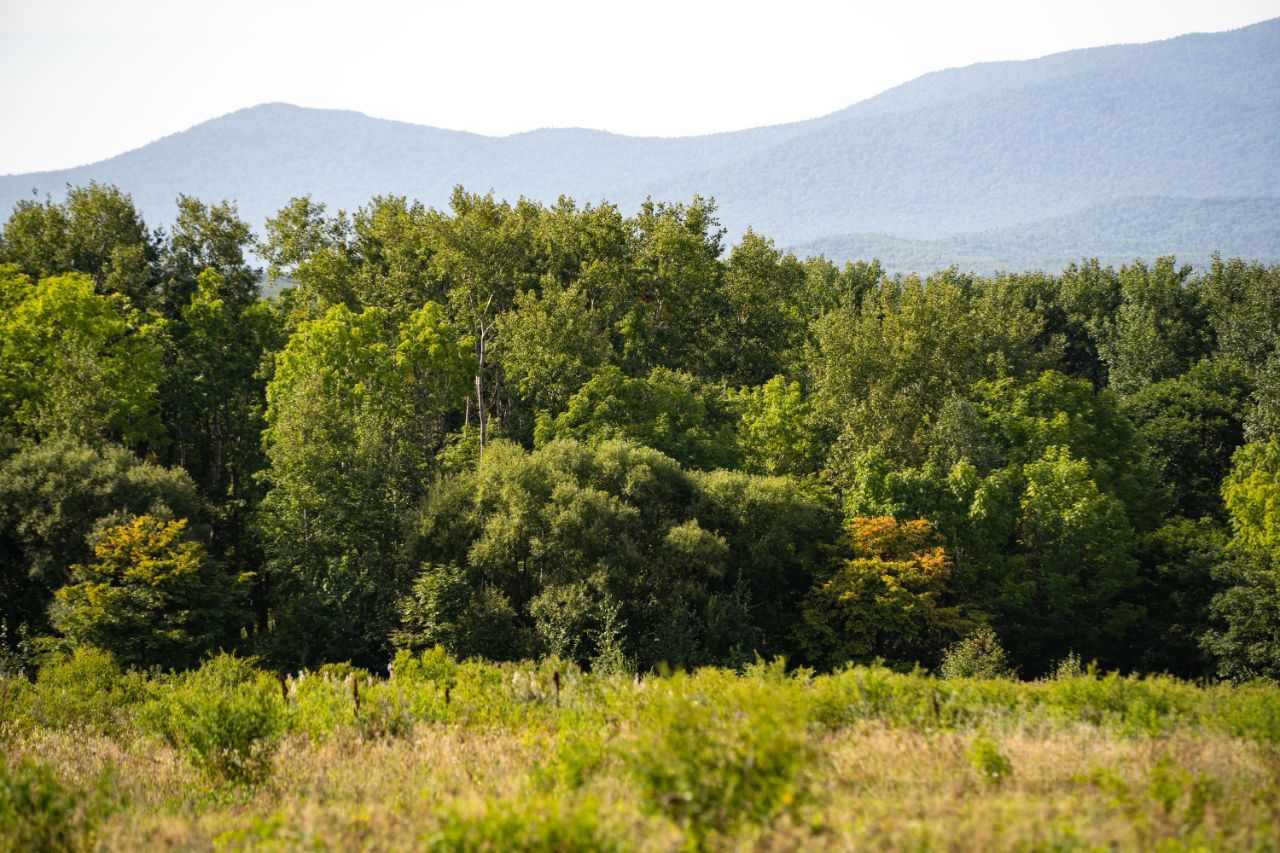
2,182,1279,682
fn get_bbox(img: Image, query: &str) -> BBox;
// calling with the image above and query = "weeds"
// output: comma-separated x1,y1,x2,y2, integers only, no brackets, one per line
3,650,1278,850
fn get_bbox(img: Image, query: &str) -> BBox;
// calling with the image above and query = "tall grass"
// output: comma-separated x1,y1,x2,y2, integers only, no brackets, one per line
2,647,1278,850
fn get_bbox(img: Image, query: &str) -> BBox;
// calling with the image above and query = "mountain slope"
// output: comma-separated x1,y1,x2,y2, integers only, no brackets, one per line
1,17,1277,259
792,196,1280,273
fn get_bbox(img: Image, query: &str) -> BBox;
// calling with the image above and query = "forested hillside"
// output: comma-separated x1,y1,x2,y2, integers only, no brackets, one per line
2,182,1280,684
2,18,1277,267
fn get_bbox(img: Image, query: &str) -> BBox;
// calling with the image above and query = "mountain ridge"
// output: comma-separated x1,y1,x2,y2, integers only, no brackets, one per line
791,196,1280,273
2,17,1278,269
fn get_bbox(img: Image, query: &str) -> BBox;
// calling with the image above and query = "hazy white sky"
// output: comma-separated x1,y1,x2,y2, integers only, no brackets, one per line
2,0,1278,174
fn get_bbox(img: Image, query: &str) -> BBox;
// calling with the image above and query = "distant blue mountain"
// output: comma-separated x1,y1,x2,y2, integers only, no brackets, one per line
2,18,1277,268
792,196,1280,274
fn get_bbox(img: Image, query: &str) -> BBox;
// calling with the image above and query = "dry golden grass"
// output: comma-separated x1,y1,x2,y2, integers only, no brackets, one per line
6,718,1277,851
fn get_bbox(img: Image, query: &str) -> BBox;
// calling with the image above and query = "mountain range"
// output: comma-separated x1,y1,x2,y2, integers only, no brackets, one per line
3,17,1278,273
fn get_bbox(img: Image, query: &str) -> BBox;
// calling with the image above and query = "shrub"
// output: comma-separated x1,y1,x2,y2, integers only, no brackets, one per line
354,679,414,740
1049,651,1085,679
590,597,634,676
284,670,354,741
624,669,814,842
0,758,107,852
29,646,146,732
423,794,620,852
939,626,1014,680
143,653,284,782
391,645,459,687
969,735,1014,785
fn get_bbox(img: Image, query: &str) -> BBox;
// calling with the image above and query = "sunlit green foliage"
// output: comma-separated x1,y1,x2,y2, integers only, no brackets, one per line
258,301,472,666
535,366,740,470
142,653,285,781
1203,439,1280,680
815,271,1055,470
0,273,165,444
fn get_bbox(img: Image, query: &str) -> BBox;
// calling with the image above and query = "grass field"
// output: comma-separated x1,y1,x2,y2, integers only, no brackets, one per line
2,650,1279,851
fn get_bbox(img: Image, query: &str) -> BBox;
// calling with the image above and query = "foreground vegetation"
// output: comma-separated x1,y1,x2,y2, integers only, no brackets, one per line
3,647,1279,851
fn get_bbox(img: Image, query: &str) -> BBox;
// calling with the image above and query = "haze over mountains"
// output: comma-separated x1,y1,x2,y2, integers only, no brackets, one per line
3,17,1278,273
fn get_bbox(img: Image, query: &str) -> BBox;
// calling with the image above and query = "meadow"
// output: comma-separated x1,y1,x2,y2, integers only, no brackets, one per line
2,648,1278,851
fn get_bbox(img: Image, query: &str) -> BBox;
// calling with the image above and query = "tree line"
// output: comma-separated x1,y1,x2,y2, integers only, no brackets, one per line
1,182,1278,679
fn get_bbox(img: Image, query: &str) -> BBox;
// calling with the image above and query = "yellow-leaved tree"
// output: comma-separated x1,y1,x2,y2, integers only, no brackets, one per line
800,516,965,667
49,515,248,669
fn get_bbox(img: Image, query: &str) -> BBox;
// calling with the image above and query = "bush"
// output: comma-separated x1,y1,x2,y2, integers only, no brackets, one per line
29,646,146,732
969,735,1014,785
423,794,620,852
0,758,108,852
143,653,284,782
624,669,814,842
939,626,1015,680
354,679,414,740
1051,651,1086,679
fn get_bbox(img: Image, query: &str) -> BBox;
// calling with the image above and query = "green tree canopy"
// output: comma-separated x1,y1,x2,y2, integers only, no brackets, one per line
0,439,202,652
536,366,740,471
258,301,471,666
0,273,165,445
815,271,1055,472
411,438,832,670
0,183,158,307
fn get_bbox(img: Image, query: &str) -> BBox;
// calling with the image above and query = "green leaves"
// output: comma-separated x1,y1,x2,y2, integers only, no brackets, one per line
1204,438,1280,680
0,182,157,307
733,375,821,477
1222,438,1280,554
537,366,740,471
815,271,1054,470
0,273,165,445
258,301,472,666
410,438,830,670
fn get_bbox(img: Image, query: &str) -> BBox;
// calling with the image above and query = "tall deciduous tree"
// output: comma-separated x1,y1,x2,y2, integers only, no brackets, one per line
712,231,806,386
429,189,542,449
815,271,1055,473
733,376,822,477
162,196,260,317
257,302,471,665
0,183,158,308
1094,257,1207,395
1202,438,1280,680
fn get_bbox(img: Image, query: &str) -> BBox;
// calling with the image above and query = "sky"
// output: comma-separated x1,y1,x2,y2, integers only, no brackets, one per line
2,0,1279,175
